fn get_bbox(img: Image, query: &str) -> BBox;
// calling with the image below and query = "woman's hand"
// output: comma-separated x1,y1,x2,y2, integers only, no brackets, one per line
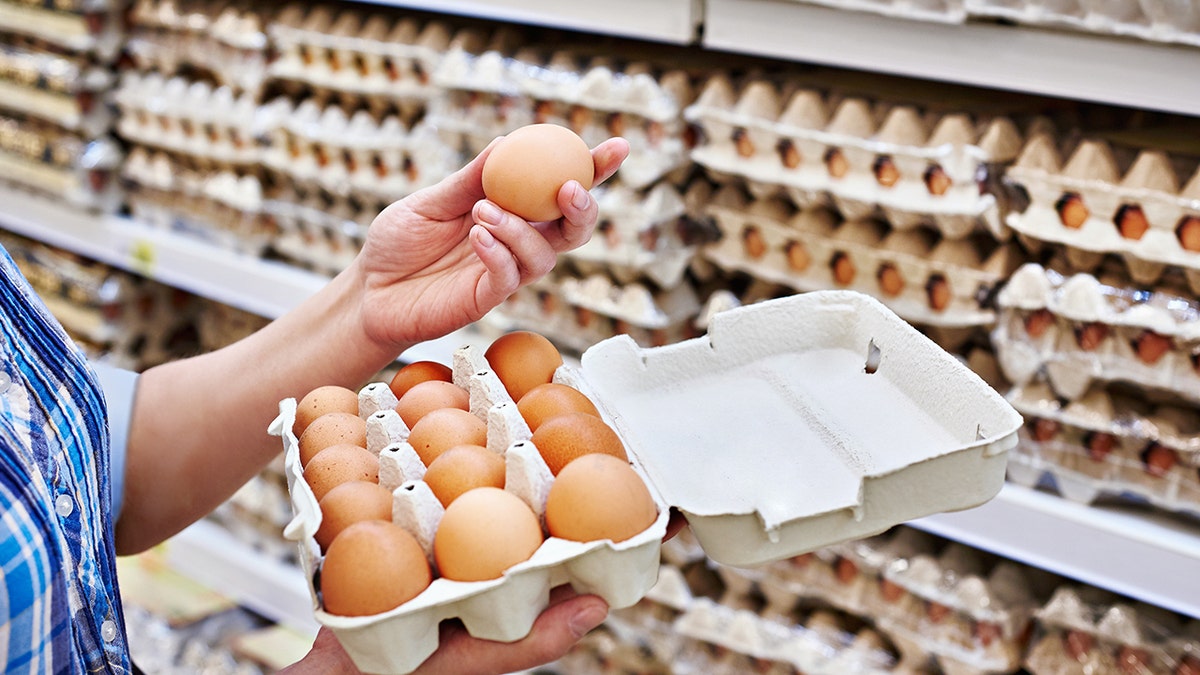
353,136,629,353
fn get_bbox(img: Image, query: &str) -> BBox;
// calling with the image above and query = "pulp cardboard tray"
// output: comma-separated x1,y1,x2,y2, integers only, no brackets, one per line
271,290,1020,674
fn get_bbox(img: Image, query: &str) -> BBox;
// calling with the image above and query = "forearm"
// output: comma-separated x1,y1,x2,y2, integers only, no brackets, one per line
114,265,405,554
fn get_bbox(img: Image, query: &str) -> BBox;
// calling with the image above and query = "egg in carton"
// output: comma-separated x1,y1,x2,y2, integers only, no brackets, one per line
994,262,1200,404
272,290,1020,673
1005,134,1200,291
0,43,117,138
703,184,1024,336
965,0,1200,47
0,0,126,62
685,75,1031,241
1005,380,1200,514
1026,586,1187,675
0,113,123,212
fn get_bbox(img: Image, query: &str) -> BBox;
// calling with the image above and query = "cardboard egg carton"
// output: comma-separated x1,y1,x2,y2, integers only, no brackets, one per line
266,4,465,110
430,46,694,189
703,183,1024,330
127,0,270,93
1004,133,1200,288
1004,380,1200,516
0,0,126,61
122,147,270,255
261,186,376,276
114,72,266,166
1026,586,1194,675
993,262,1200,403
272,290,1020,673
0,44,116,137
0,113,122,212
261,99,459,202
967,0,1200,48
684,74,1036,241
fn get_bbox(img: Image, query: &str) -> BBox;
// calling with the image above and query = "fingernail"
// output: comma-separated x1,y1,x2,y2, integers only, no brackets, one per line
474,224,496,248
568,603,607,638
570,181,590,211
478,201,504,226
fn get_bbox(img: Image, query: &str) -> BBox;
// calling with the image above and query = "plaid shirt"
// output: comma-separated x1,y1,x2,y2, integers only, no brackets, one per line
0,243,131,674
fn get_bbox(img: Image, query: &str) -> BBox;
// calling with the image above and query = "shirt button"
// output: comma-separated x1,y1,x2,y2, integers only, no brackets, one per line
55,494,74,518
101,619,117,643
0,370,11,394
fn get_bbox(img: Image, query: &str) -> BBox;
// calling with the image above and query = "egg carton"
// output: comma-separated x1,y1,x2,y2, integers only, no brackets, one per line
1025,586,1198,675
1005,133,1200,287
430,46,694,190
1004,380,1200,515
260,100,459,202
273,290,1019,674
0,44,116,137
967,0,1200,48
703,183,1024,330
674,598,903,674
261,186,378,276
0,0,126,61
994,262,1200,404
685,74,1042,241
0,114,123,212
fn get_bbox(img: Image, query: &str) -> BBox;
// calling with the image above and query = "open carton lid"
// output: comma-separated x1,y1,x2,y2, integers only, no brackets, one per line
579,290,1022,567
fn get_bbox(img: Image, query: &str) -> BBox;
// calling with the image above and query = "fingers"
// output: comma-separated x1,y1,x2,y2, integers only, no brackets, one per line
591,137,630,187
417,593,609,675
470,200,559,305
548,179,599,251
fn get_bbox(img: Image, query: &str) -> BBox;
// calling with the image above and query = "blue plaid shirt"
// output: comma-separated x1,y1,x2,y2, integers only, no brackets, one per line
0,243,131,674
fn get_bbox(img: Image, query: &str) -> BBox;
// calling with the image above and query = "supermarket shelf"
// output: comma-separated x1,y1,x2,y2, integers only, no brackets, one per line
350,0,701,44
911,482,1200,618
166,518,319,638
703,0,1200,118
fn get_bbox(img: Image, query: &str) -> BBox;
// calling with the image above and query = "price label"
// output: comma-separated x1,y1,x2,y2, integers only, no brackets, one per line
128,239,155,276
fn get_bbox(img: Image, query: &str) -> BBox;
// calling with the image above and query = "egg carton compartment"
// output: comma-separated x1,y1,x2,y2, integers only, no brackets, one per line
993,262,1200,404
0,113,122,212
121,148,272,255
265,4,467,113
260,99,459,202
966,0,1200,48
261,186,378,276
429,45,695,190
1004,380,1200,517
684,74,1045,241
0,0,126,61
1004,132,1200,285
113,72,272,167
0,42,116,137
126,0,270,94
703,183,1024,330
1025,586,1199,675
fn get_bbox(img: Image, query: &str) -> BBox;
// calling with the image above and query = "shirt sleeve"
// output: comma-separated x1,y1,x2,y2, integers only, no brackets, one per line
92,362,137,520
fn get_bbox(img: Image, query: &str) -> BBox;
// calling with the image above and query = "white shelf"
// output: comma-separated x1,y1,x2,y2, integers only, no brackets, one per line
349,0,701,43
703,0,1200,117
911,483,1200,618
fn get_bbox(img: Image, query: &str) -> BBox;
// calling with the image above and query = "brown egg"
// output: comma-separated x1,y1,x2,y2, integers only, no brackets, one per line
407,407,488,466
1177,215,1200,251
1134,330,1171,365
423,444,505,507
1024,309,1055,338
1056,192,1089,229
825,147,849,179
873,155,900,187
545,454,657,544
315,480,393,552
742,226,767,259
924,164,951,196
484,331,564,403
389,360,452,399
321,520,431,616
1116,204,1149,240
876,263,904,297
831,252,856,286
1064,629,1093,662
518,383,601,432
926,274,951,312
298,412,367,467
303,444,379,502
394,380,469,428
482,123,594,222
295,385,359,437
1075,322,1108,351
785,240,810,272
777,139,800,169
433,487,543,581
531,411,628,476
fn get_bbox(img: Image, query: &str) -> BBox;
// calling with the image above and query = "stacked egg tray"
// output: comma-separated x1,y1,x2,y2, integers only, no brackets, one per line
683,73,1046,242
126,0,271,95
700,182,1024,351
0,40,115,138
428,43,696,190
265,4,461,120
0,110,122,211
1004,134,1200,292
0,0,127,61
1024,586,1200,675
261,184,378,276
120,147,272,256
273,291,1021,674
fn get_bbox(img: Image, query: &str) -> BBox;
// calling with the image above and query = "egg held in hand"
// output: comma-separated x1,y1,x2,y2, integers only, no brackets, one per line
433,487,544,582
481,123,594,223
546,453,658,544
320,520,432,617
